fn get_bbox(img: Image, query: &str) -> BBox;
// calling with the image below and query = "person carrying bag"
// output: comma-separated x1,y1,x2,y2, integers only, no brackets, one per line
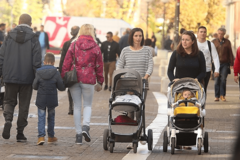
61,24,104,145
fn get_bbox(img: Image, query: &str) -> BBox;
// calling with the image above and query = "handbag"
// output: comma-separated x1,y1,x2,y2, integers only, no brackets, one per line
64,42,78,87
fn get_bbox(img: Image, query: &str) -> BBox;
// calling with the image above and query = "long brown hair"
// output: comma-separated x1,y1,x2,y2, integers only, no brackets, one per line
176,31,199,57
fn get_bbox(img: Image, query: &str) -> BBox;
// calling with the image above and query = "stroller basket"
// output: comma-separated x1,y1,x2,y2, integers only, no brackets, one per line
112,102,140,112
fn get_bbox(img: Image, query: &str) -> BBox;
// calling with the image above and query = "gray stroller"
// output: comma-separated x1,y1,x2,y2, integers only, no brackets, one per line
103,69,153,153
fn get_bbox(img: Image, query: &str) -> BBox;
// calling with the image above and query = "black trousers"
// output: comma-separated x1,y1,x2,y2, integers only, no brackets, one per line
203,72,211,96
67,89,73,112
3,83,32,133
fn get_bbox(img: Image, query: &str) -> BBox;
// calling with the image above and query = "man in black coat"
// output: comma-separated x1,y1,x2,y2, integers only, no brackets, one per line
0,14,42,141
119,28,131,53
59,26,80,115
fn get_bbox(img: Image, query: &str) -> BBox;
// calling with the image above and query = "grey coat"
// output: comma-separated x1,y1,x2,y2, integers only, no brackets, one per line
0,25,42,84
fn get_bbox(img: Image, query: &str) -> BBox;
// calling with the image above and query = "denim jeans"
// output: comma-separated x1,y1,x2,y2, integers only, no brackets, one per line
69,83,94,134
41,47,46,65
214,63,229,97
38,108,55,137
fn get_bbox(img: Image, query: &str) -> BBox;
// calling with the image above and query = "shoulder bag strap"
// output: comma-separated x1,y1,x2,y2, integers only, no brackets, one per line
207,40,213,62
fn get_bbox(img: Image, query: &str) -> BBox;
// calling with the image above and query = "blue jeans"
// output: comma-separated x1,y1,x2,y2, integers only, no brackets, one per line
38,108,55,137
214,63,229,97
69,83,94,134
41,47,46,65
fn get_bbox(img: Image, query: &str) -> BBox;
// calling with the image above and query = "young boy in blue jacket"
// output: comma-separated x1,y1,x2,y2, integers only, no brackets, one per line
33,53,65,145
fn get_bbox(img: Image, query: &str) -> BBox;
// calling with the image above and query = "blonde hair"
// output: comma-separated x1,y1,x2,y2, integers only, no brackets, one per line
78,24,96,41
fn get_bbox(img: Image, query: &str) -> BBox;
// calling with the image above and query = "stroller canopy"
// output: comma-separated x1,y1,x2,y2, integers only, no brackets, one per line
112,69,143,95
167,78,205,106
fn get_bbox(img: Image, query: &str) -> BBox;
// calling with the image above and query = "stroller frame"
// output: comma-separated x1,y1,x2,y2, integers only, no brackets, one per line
103,69,153,153
163,78,208,155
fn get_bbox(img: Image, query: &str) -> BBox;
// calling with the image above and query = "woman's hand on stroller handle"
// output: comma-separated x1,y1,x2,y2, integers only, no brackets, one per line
173,78,180,82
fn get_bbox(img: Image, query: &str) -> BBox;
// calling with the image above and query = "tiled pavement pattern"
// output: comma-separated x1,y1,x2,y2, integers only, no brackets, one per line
0,57,238,160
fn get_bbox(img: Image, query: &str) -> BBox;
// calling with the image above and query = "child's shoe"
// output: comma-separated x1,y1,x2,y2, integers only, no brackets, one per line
82,125,91,142
37,137,45,145
75,134,82,144
48,137,58,143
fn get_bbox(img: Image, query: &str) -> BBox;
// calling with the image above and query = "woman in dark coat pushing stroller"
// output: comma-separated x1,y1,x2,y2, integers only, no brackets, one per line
167,31,206,83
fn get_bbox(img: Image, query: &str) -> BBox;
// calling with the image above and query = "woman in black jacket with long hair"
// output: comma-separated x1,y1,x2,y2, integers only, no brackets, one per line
167,31,206,83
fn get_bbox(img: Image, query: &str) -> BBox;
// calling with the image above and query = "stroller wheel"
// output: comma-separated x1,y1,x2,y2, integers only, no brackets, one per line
103,129,109,150
204,132,209,153
147,129,153,150
110,142,114,153
198,138,202,155
163,131,168,152
133,143,137,153
171,137,175,155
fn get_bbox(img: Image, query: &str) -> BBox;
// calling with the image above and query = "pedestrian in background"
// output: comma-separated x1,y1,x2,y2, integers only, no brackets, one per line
144,38,155,57
0,23,6,47
33,27,37,33
33,53,65,145
37,25,49,64
61,24,104,144
112,31,120,43
101,31,119,91
197,26,220,94
212,28,234,102
0,14,42,142
119,28,131,53
94,28,102,47
59,26,80,115
151,32,157,48
171,28,186,50
234,46,240,84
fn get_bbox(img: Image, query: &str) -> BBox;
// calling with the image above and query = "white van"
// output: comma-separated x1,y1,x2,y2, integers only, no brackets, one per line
44,16,132,51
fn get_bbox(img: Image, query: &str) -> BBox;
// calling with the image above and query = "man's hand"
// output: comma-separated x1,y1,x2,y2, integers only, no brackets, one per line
234,76,239,83
214,72,219,77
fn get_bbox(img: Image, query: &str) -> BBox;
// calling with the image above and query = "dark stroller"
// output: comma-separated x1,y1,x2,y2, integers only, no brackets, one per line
103,69,153,153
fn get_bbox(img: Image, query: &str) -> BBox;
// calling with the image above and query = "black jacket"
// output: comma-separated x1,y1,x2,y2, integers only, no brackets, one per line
167,51,206,82
59,37,75,73
36,31,50,49
0,25,42,84
33,65,65,110
119,34,129,53
101,40,119,62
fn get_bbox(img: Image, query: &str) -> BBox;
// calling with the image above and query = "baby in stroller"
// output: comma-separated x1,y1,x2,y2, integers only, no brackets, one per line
177,89,196,106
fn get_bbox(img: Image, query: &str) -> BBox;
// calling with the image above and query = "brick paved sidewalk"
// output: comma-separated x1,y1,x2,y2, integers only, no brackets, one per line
0,60,238,160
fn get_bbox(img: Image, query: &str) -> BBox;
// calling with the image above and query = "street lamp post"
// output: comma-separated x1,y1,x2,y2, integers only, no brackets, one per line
161,0,169,49
174,0,180,49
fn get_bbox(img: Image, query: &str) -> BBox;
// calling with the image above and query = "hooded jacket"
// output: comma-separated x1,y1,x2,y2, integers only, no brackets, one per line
33,65,65,110
0,24,42,84
61,35,104,85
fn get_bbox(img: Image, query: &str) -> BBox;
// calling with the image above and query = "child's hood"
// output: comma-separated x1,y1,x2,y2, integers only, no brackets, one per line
36,65,57,80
